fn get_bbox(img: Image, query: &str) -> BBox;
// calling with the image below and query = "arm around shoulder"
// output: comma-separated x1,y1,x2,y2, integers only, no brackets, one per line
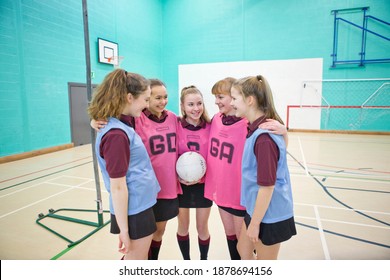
258,119,288,147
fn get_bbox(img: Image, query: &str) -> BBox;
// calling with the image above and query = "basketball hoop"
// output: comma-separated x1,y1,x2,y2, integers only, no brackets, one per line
108,56,124,68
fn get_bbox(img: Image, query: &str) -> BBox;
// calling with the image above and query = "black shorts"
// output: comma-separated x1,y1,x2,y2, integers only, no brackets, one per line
218,205,246,217
110,207,156,240
153,198,179,222
244,213,297,246
179,183,213,208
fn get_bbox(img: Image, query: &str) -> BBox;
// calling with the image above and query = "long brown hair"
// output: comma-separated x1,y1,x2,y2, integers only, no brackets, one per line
180,85,210,123
87,69,150,120
232,75,284,124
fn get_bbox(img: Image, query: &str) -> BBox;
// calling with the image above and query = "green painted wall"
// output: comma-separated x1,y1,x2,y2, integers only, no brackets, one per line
1,0,389,157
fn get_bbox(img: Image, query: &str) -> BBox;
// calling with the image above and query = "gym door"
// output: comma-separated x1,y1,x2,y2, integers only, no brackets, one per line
68,83,97,146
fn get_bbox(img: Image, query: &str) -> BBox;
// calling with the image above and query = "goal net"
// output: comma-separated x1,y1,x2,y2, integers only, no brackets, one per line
286,79,390,132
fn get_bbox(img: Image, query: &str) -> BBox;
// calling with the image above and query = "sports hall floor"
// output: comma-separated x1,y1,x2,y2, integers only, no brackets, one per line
0,132,389,260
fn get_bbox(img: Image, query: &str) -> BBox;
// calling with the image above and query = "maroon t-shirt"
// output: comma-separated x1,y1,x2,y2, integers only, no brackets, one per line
99,115,134,178
142,108,168,123
221,114,242,125
247,117,279,187
179,117,207,131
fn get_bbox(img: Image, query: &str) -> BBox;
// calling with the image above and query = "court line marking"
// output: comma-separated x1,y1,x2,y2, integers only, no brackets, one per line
290,172,390,183
0,180,96,219
295,215,390,230
325,185,390,194
0,177,105,199
305,162,390,175
45,182,103,192
0,181,48,198
288,150,390,227
45,175,92,183
288,134,390,145
0,157,92,184
313,173,390,181
59,175,101,181
308,168,390,178
314,205,331,260
0,161,93,191
297,136,309,176
295,221,390,249
295,202,390,215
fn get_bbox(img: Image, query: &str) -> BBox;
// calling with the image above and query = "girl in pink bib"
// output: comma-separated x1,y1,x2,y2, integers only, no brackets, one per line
176,86,212,260
134,79,180,260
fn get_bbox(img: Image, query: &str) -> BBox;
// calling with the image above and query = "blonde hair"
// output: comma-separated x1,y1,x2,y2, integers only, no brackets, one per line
180,85,210,123
211,77,236,95
232,75,284,124
87,69,150,120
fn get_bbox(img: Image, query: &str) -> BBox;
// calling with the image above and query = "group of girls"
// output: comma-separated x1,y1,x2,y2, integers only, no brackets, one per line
88,69,296,261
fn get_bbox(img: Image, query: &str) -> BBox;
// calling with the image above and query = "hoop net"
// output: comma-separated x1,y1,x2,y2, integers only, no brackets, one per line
286,79,390,131
107,56,124,69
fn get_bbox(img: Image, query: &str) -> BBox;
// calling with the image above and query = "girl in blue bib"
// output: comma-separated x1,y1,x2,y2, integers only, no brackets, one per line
231,75,296,260
88,69,160,260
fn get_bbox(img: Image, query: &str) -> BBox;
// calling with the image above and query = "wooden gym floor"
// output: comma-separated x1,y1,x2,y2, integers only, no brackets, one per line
0,132,389,260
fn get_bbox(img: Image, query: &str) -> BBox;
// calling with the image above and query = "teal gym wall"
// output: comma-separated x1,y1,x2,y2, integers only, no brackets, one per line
0,0,162,157
0,0,389,157
162,0,390,107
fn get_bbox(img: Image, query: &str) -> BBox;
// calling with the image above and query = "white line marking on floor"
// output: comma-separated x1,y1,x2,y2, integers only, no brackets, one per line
0,180,97,219
295,202,390,215
314,205,331,260
295,215,390,230
298,136,309,176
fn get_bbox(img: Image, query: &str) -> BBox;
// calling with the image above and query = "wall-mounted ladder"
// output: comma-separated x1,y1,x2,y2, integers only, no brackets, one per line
331,7,390,68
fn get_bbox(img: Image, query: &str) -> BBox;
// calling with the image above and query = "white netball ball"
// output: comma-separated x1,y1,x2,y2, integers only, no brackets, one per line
176,151,207,182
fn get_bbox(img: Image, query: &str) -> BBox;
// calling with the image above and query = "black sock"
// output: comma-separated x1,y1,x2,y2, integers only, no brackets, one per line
177,233,190,260
148,240,162,260
226,234,241,260
198,236,210,260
